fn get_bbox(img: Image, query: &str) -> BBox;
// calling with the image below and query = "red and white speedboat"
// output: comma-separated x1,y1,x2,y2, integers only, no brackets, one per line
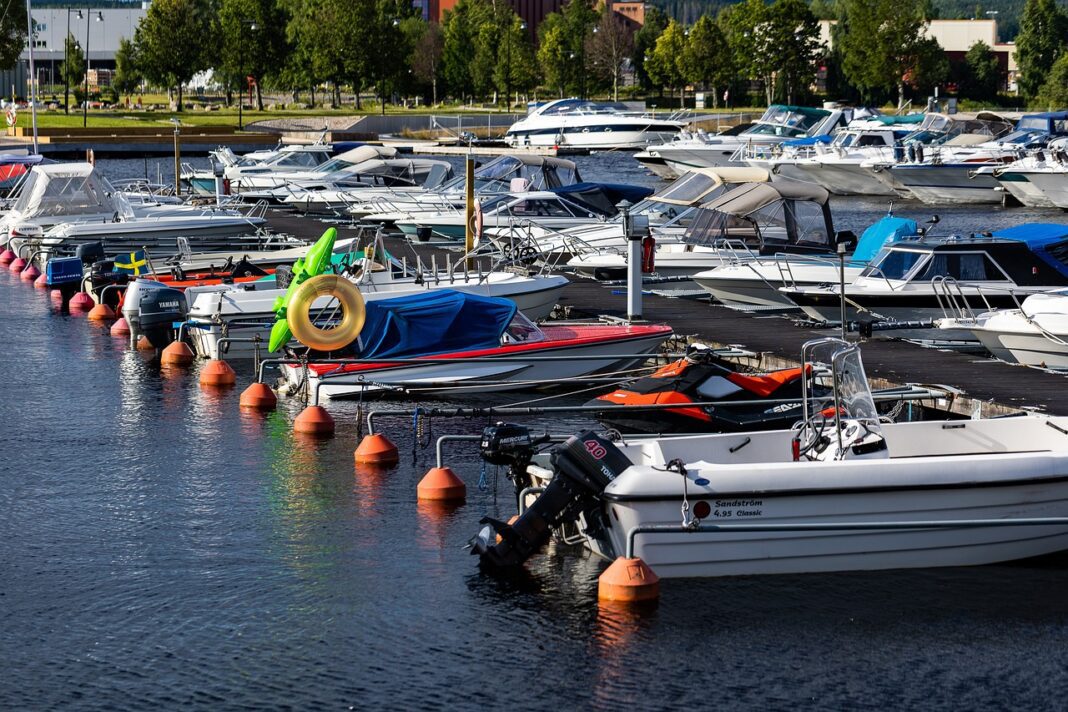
281,290,673,399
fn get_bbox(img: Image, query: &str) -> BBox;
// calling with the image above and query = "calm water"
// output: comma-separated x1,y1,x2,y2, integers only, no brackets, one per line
3,153,1068,709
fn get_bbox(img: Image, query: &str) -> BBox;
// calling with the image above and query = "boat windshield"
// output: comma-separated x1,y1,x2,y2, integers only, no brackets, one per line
832,346,883,436
502,312,545,343
996,129,1049,145
861,247,928,280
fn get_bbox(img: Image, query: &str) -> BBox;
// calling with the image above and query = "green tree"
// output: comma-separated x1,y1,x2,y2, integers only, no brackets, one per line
680,15,732,109
767,0,822,104
720,0,770,102
1015,0,1068,99
441,0,493,100
218,0,289,111
494,14,536,109
908,36,949,96
632,6,668,91
838,0,936,108
960,40,1000,101
112,37,141,102
409,21,444,105
537,14,570,98
646,19,687,104
586,8,634,101
1036,51,1068,107
0,1,27,72
60,34,85,113
134,0,215,110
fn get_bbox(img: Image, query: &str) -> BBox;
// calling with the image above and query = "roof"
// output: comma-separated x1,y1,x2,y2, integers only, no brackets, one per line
991,223,1068,247
335,145,397,164
874,114,925,125
652,168,770,206
552,182,654,214
701,179,830,216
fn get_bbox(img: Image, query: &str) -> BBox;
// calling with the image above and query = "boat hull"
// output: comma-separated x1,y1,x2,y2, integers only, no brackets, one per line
788,162,898,196
994,171,1057,208
889,164,1003,204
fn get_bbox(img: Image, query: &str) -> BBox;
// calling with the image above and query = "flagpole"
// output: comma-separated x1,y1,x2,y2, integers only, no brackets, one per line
25,0,38,154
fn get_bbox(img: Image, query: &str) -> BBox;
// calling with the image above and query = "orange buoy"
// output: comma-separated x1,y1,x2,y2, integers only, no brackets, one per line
33,273,48,289
110,317,131,336
137,335,156,351
353,434,399,465
86,302,116,321
8,256,25,272
68,292,94,311
160,340,195,366
0,248,14,264
293,405,335,435
20,264,40,282
598,557,660,603
239,382,277,410
417,466,466,502
200,358,236,387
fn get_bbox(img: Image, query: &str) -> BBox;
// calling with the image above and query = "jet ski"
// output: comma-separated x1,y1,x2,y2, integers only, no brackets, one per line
589,347,823,434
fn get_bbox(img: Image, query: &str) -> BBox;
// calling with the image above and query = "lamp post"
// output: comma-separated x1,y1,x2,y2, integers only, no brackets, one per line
82,9,102,128
63,7,71,114
237,19,257,130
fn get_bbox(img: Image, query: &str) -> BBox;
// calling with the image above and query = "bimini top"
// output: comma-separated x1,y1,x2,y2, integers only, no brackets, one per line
551,182,654,215
354,290,516,359
651,167,771,206
852,215,918,263
701,179,830,215
9,162,129,220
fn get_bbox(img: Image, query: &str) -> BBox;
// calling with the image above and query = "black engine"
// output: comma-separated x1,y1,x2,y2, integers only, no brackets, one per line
471,428,631,570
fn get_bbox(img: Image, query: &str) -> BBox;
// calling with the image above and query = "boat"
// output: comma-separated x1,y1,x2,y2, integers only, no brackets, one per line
566,179,838,292
885,112,1068,205
691,213,918,310
280,289,674,399
471,338,1068,578
782,223,1068,341
936,289,1068,369
185,142,340,195
504,99,684,149
634,124,754,179
985,137,1068,208
263,159,454,213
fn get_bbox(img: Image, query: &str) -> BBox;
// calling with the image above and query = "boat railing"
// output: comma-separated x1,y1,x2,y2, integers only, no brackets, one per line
933,276,979,320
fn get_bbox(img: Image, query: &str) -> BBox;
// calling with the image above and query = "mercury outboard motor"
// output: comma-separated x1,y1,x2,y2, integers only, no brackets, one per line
75,241,106,267
123,279,187,348
88,260,130,308
471,430,631,570
480,423,550,508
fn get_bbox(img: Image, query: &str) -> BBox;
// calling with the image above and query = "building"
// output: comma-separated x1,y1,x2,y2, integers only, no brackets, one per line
423,0,644,41
1,6,146,99
818,18,1017,92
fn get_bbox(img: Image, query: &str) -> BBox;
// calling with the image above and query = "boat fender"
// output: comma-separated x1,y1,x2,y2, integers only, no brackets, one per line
641,235,656,274
287,274,366,351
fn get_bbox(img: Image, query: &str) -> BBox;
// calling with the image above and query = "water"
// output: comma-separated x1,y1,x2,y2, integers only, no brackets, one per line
3,153,1068,709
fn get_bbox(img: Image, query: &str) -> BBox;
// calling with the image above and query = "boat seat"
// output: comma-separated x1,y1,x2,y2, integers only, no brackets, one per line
726,367,805,397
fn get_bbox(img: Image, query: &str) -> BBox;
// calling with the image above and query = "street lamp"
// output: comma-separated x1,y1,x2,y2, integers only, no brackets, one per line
238,19,257,130
81,10,102,127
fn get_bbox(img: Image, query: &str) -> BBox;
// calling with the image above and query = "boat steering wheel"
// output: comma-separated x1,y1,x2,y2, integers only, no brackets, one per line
793,412,828,459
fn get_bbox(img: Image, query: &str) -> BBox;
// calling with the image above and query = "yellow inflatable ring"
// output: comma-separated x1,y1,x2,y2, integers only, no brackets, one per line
288,274,366,351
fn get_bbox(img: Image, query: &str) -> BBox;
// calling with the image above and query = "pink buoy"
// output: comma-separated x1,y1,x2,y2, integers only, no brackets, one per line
20,264,40,282
33,273,48,289
110,317,131,336
8,257,26,272
68,292,94,312
0,248,14,264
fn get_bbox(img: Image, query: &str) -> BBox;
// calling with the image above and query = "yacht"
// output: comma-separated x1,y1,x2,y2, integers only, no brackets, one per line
504,99,685,149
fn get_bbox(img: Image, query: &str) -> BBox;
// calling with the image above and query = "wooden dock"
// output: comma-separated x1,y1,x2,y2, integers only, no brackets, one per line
263,211,1067,417
2,126,278,157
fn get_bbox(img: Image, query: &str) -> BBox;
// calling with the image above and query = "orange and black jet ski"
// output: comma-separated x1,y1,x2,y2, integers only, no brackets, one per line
590,349,825,434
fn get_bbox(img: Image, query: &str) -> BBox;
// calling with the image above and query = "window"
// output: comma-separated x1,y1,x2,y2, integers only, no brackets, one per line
916,252,1007,281
862,249,927,280
507,199,575,218
854,134,888,147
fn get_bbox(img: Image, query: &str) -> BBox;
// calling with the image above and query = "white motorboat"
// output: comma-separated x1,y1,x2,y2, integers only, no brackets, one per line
504,99,684,149
692,214,918,310
783,223,1068,341
184,250,570,360
472,338,1068,578
984,137,1068,208
635,124,754,179
937,289,1068,369
225,145,400,194
183,142,336,195
567,179,838,293
266,159,454,213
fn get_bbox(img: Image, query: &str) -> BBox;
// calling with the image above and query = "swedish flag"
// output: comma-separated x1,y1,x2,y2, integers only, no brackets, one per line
114,249,148,276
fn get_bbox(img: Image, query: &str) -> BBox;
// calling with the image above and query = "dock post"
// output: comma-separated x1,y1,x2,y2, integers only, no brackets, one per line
172,119,181,197
464,154,475,269
621,200,641,321
838,242,848,341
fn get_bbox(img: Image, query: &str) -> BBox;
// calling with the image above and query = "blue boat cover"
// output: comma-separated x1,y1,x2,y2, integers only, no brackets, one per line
355,290,516,359
853,216,918,263
552,182,654,215
782,135,834,147
992,223,1068,278
874,114,925,125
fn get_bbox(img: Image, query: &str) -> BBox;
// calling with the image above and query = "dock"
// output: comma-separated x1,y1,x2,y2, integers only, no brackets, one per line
263,210,1067,418
381,140,589,157
1,126,279,157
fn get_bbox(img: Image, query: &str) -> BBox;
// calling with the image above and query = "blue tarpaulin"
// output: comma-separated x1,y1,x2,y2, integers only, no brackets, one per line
355,290,516,359
992,223,1068,278
853,215,918,263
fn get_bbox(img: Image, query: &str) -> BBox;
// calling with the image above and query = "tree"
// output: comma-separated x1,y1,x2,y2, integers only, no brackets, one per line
907,36,949,96
766,0,822,105
632,6,668,91
960,40,1000,102
1036,51,1068,107
680,15,732,109
1015,0,1068,99
494,14,536,109
441,0,493,100
112,37,141,103
218,0,290,111
646,19,687,104
838,0,936,108
586,8,634,102
0,0,27,72
720,0,770,103
60,34,85,113
134,0,215,110
537,15,571,98
409,21,444,105
562,0,598,98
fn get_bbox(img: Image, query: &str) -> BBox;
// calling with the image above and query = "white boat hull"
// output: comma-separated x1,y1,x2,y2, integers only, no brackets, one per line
787,162,898,196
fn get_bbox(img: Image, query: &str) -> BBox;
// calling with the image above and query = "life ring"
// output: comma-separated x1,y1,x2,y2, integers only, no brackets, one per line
5,107,16,127
469,199,483,247
287,274,366,351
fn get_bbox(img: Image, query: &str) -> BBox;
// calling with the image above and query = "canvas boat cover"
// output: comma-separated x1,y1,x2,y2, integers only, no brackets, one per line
551,182,654,215
651,167,770,206
991,223,1068,279
354,289,517,359
9,163,130,221
852,215,918,263
684,179,834,248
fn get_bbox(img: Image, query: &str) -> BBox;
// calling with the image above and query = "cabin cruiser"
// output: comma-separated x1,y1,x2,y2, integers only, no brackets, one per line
937,289,1068,369
567,179,838,292
346,155,580,226
183,142,336,195
498,167,769,267
642,105,860,173
984,138,1068,208
692,213,918,310
183,248,570,360
262,159,454,213
471,338,1068,578
783,223,1068,341
884,112,1068,204
397,183,652,243
225,145,400,195
859,112,1016,197
635,124,754,179
281,290,673,399
504,99,684,149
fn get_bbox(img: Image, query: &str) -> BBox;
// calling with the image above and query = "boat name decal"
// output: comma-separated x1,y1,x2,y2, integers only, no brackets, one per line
711,499,764,518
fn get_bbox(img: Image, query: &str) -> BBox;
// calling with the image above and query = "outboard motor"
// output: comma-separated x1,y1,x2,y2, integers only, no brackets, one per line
75,241,106,267
45,256,85,301
122,279,187,348
479,423,550,507
89,260,130,308
274,264,294,290
471,430,631,570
